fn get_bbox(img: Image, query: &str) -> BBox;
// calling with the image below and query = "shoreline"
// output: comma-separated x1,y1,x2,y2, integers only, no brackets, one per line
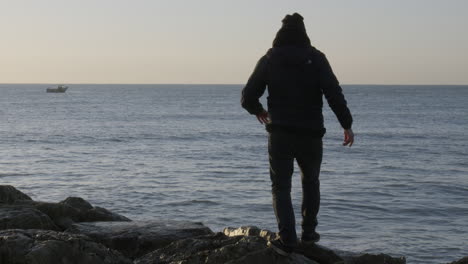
0,185,464,264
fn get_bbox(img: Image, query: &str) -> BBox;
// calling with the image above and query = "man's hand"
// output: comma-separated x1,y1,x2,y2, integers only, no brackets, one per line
256,110,270,124
343,128,354,147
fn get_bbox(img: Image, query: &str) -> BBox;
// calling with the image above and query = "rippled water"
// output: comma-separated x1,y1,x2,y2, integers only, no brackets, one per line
1,84,467,263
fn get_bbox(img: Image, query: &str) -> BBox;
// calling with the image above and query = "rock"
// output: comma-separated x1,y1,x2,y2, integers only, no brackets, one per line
0,185,32,204
29,199,131,230
19,200,129,230
338,252,406,264
0,229,132,264
135,232,317,264
299,243,345,264
216,226,406,264
297,243,406,264
0,205,59,231
0,185,130,231
66,220,214,259
60,197,131,222
448,256,468,264
1,186,130,231
223,226,344,264
259,228,280,241
31,201,82,229
224,226,261,237
0,186,408,264
224,225,279,241
83,206,131,222
60,197,94,210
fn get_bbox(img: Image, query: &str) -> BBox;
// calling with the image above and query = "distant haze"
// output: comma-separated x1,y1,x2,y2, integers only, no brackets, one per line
1,0,467,84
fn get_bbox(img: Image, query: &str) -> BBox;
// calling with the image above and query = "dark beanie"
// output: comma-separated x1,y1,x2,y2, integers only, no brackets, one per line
272,13,311,47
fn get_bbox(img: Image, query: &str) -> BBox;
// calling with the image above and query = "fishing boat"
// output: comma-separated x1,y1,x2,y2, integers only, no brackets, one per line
46,85,68,93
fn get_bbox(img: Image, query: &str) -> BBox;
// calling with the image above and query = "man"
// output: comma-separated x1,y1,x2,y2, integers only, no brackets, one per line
241,13,354,256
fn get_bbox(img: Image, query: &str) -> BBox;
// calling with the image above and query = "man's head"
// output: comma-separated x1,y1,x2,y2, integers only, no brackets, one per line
273,13,311,48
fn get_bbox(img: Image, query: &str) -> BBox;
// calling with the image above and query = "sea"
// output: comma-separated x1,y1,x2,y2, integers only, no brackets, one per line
0,84,467,263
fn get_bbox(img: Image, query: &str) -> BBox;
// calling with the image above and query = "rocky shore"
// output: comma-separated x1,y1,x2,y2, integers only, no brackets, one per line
0,185,464,264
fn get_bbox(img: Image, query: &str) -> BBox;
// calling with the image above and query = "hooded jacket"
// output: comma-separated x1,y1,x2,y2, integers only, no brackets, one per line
241,46,353,135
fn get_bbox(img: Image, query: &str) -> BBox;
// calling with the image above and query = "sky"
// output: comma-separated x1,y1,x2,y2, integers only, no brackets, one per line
1,0,467,85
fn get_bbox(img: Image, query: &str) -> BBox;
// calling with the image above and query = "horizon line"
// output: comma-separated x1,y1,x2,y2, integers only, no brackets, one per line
1,83,468,86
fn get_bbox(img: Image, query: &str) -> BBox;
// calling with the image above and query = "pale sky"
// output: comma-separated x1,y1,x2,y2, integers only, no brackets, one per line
1,0,467,84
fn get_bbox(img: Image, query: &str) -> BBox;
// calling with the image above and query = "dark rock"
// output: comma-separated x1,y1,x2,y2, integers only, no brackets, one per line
32,201,81,229
339,252,406,264
299,243,345,264
0,229,132,264
448,256,468,264
224,226,343,264
60,197,94,210
0,186,130,230
60,197,130,222
0,185,32,204
1,200,129,231
223,226,406,264
31,198,131,228
0,205,59,231
82,206,131,222
66,220,214,259
0,186,407,264
9,200,130,230
135,232,317,264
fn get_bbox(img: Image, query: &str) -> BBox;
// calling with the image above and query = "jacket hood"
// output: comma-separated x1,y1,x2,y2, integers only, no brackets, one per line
266,46,317,66
273,13,311,48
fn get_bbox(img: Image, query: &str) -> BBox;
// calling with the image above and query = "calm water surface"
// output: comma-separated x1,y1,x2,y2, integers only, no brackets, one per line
1,84,467,263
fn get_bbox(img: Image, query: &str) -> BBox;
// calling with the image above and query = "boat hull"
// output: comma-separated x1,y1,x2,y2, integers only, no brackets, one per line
46,87,68,93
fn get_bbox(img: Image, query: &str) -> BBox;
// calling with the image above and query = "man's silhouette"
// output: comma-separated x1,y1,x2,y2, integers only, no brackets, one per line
241,13,354,256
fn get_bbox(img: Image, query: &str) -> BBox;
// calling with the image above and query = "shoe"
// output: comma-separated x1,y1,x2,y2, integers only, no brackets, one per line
301,232,320,247
296,237,319,255
301,237,320,246
267,239,293,256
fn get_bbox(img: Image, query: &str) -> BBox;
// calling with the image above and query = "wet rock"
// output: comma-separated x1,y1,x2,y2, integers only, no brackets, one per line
0,229,132,264
135,232,317,264
0,185,32,204
448,256,468,264
66,220,214,259
0,205,59,231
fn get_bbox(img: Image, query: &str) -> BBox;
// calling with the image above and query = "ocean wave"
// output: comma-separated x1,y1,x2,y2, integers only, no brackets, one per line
0,173,33,177
426,183,468,196
165,200,220,206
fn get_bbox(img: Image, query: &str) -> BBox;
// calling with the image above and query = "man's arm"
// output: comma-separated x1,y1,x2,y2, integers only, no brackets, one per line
241,56,268,118
317,53,354,146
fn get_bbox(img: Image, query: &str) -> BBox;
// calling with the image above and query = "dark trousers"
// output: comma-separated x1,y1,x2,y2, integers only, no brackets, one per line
268,131,322,247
